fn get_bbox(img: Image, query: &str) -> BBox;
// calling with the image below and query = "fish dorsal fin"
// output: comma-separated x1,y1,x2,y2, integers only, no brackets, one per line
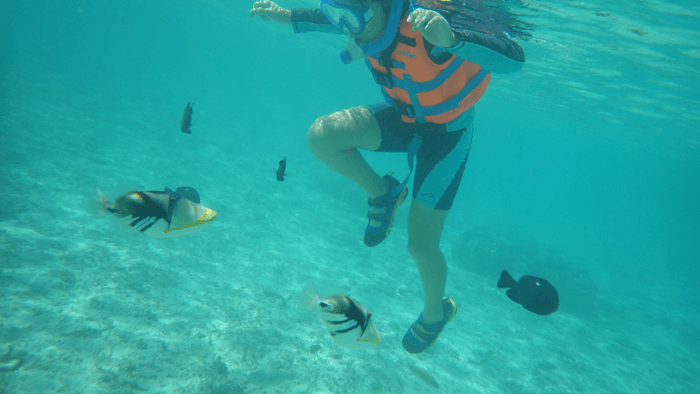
497,269,517,288
175,187,200,203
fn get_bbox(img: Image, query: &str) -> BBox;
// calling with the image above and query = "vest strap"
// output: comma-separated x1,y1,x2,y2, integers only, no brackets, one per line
418,69,489,117
367,57,465,94
375,68,490,122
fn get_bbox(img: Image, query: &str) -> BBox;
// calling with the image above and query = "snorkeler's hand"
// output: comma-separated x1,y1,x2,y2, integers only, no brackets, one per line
407,8,458,47
250,1,292,24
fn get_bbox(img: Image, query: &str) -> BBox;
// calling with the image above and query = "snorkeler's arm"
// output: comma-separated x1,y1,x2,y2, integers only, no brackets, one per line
250,2,342,34
447,30,525,73
290,9,345,34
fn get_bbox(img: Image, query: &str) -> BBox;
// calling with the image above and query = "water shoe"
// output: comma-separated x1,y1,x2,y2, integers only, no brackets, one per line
402,298,457,354
364,174,408,247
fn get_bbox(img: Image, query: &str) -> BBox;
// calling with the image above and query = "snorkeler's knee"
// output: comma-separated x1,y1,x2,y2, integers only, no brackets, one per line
407,241,443,261
307,116,330,144
307,114,344,151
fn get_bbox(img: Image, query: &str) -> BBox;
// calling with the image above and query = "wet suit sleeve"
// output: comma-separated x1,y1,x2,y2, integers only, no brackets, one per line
291,8,344,34
447,29,525,74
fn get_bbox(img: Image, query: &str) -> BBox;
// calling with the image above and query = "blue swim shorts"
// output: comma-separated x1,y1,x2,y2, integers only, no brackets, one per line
367,103,475,211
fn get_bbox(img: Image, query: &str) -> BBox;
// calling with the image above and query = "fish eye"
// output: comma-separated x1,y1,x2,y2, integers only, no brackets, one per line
319,301,334,311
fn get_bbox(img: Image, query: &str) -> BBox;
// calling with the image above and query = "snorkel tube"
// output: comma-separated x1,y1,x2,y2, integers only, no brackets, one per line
340,0,410,64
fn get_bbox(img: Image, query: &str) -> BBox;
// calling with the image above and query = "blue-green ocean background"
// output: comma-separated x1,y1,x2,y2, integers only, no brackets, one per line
1,0,698,393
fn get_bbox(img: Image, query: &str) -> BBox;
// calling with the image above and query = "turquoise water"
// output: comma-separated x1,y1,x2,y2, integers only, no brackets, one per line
1,0,698,392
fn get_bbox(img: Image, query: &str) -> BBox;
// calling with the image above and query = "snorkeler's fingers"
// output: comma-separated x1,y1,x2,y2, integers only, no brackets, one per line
407,9,422,30
250,9,271,20
251,0,269,15
250,1,279,18
250,1,291,23
409,13,428,31
423,17,440,31
252,0,272,9
418,13,454,47
419,16,433,32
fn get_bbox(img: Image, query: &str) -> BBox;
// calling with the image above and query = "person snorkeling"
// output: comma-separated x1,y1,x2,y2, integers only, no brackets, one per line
251,0,525,353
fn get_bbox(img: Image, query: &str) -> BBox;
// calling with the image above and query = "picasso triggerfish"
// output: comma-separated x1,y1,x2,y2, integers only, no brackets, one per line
97,187,216,238
299,282,380,350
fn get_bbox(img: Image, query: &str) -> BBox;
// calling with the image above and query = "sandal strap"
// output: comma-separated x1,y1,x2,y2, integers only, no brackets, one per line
412,315,445,334
410,298,456,336
407,318,441,344
367,211,391,221
368,195,401,208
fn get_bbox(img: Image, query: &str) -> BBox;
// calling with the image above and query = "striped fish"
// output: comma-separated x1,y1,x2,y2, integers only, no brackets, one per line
300,282,380,350
98,188,216,238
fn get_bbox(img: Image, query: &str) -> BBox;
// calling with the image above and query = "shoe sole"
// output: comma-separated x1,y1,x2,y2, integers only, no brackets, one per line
385,186,408,237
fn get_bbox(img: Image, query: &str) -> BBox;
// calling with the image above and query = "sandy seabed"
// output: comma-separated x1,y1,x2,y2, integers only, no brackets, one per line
1,74,698,394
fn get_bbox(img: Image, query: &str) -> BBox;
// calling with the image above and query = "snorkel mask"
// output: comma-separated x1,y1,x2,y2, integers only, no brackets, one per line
320,0,375,35
329,0,410,64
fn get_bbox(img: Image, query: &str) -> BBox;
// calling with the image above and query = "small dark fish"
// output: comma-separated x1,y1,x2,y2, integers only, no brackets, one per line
497,270,559,315
276,156,287,181
180,102,194,134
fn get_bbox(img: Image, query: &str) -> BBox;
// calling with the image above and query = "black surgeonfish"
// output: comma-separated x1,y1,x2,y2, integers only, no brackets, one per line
497,270,559,315
180,102,194,134
276,156,287,181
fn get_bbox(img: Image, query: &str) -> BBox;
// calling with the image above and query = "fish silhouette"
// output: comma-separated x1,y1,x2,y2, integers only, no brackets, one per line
497,270,559,315
180,102,194,134
276,156,287,181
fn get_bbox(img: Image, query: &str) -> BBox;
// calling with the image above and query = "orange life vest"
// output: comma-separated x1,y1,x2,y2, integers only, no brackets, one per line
366,16,490,124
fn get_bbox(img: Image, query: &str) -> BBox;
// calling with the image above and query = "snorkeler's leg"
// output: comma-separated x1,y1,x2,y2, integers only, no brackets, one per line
407,199,450,332
306,106,389,198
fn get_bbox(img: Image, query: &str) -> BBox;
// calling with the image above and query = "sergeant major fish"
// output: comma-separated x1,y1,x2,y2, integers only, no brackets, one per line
96,187,216,238
180,102,195,134
299,282,380,350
